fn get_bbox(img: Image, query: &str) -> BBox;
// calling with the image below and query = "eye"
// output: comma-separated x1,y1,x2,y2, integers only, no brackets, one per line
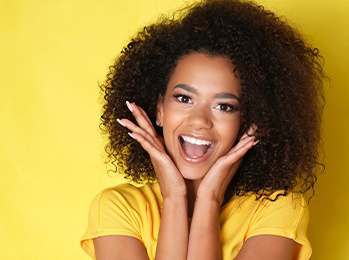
215,103,237,112
174,94,192,104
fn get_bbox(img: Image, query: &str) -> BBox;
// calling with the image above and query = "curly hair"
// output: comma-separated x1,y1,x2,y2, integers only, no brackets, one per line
99,0,325,204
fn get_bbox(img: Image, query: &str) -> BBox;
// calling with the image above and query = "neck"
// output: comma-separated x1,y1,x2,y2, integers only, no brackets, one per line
185,178,202,218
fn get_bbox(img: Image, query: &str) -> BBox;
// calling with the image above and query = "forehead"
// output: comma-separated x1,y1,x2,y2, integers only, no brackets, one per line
166,52,241,97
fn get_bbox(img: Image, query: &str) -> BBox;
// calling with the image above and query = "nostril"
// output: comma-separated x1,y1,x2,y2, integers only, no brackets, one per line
187,113,213,129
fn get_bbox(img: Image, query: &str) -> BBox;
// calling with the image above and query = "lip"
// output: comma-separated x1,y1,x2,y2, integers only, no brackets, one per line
177,135,216,164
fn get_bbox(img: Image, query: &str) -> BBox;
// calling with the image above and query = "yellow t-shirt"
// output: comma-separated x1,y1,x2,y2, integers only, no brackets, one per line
80,182,312,259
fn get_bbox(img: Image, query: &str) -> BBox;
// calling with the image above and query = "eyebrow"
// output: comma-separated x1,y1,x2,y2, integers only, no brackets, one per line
173,83,240,102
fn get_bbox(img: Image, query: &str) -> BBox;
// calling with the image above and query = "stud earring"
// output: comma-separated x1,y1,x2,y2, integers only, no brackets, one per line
156,120,161,126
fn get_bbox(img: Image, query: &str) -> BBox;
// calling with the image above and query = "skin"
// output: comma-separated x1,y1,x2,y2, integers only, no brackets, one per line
94,52,300,259
157,52,243,216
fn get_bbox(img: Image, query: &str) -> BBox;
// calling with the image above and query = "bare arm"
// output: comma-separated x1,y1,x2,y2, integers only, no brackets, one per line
187,198,221,260
187,129,257,259
117,102,189,260
187,200,301,260
187,127,301,259
155,196,189,260
93,236,150,260
235,235,301,260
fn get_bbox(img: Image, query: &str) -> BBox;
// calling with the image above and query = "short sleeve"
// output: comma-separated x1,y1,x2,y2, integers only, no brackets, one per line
80,187,143,259
246,193,312,260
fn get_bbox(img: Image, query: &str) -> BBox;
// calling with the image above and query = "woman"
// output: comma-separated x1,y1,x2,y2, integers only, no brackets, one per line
81,0,325,259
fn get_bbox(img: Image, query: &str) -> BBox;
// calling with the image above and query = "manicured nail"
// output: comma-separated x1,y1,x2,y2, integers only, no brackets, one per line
117,118,126,127
253,140,260,146
126,101,134,112
128,132,136,139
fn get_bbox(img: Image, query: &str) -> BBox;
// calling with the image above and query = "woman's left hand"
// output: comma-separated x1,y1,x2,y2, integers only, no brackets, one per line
196,126,258,206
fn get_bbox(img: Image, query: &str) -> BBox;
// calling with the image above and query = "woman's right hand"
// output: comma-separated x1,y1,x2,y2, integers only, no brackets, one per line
117,101,187,199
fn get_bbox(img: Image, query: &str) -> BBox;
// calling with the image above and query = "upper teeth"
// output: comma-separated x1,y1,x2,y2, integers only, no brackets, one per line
181,135,213,146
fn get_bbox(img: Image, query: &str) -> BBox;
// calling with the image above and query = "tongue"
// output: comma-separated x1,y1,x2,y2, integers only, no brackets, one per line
183,142,209,158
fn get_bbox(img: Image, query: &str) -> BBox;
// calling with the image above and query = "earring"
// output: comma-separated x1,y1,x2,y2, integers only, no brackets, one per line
156,120,160,126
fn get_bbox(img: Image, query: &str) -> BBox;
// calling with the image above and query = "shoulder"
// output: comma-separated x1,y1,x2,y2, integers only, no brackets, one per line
103,181,161,197
81,182,161,254
85,181,162,231
225,190,309,235
81,183,159,259
251,191,308,227
223,190,309,234
93,181,162,213
223,190,307,219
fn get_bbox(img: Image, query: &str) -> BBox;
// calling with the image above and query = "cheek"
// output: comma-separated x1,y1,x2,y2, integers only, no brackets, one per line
162,102,185,130
217,118,241,149
162,110,182,146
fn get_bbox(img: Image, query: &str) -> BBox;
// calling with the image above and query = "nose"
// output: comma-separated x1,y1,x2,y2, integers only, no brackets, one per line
187,105,213,130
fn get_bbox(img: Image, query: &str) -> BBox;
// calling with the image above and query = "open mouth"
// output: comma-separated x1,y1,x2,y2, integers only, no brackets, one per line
178,135,215,161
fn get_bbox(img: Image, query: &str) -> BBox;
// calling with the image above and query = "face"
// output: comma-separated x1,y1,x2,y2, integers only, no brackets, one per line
157,52,241,180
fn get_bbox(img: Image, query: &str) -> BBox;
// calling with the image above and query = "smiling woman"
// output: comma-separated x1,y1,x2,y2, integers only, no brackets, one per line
157,53,242,181
80,0,325,259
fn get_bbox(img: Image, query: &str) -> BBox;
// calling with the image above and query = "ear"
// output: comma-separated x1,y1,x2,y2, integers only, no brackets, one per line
156,94,164,127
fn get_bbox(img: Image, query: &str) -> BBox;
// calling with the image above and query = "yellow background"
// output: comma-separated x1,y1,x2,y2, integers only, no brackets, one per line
1,0,348,259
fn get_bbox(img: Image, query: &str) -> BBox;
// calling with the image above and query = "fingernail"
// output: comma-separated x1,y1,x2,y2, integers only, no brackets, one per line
126,101,134,112
128,132,136,139
253,140,260,146
117,118,126,127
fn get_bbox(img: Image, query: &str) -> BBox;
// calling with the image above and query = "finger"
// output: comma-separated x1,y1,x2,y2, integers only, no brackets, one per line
137,105,154,127
240,125,257,139
119,115,164,150
129,132,165,161
230,134,255,153
238,124,257,141
217,140,254,171
119,118,162,150
134,104,165,147
212,140,253,177
127,102,157,138
129,132,182,185
233,124,258,151
226,138,255,161
246,124,257,136
131,103,165,148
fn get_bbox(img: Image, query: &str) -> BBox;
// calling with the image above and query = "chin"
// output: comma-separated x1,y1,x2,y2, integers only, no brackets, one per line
178,167,209,181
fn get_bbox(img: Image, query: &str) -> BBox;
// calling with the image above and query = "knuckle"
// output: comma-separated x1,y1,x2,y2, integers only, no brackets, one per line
143,132,150,140
145,127,155,136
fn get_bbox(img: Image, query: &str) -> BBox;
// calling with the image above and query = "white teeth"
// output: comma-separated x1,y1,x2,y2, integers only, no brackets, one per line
181,135,212,146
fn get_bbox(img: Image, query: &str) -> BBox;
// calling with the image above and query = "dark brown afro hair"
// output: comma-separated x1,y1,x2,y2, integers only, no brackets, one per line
99,0,325,204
